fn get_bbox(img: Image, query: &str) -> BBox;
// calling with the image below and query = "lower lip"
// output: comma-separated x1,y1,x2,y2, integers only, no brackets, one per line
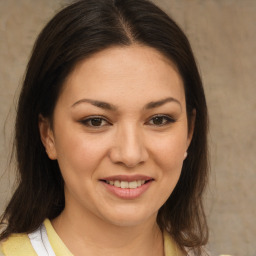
101,181,153,199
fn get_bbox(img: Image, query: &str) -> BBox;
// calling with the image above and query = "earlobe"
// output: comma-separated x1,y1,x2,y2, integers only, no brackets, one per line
38,114,57,160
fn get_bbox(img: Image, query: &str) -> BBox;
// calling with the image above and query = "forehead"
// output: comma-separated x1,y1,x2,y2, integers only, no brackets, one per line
59,45,185,108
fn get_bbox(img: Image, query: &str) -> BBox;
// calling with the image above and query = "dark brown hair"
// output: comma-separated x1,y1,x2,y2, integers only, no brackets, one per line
0,0,209,254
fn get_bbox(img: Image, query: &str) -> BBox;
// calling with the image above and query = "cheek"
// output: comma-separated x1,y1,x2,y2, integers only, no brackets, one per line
54,134,109,204
53,129,109,179
147,129,188,197
148,130,188,167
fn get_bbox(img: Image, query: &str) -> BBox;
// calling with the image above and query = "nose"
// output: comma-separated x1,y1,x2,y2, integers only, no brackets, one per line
109,124,149,168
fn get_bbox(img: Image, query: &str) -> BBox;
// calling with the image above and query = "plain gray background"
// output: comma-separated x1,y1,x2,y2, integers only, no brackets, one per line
0,0,255,255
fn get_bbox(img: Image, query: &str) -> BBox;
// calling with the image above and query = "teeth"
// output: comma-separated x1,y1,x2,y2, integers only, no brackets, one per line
121,181,128,188
114,180,121,187
106,180,147,189
128,181,137,189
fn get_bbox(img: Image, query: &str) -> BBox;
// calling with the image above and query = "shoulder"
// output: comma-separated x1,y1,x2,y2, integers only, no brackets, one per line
163,231,184,256
164,231,211,256
0,233,37,256
186,247,212,256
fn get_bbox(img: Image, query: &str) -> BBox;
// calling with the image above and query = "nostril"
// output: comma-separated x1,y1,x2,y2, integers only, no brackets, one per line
108,140,148,168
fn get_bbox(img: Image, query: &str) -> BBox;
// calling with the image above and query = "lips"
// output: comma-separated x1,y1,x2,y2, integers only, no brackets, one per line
101,175,153,182
100,175,154,199
105,180,146,189
100,175,153,188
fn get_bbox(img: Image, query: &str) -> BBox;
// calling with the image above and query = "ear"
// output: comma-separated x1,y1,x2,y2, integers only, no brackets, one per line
186,109,196,149
38,114,57,160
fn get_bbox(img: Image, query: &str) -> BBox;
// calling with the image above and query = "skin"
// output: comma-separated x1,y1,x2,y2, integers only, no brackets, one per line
39,45,194,256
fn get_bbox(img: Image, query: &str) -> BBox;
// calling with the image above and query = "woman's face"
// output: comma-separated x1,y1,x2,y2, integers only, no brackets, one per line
41,45,193,227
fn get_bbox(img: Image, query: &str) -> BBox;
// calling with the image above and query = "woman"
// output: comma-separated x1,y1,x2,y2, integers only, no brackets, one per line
0,0,209,255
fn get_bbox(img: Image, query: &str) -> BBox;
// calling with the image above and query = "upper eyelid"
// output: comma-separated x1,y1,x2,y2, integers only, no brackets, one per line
146,114,176,121
81,115,110,121
80,115,112,125
79,114,176,124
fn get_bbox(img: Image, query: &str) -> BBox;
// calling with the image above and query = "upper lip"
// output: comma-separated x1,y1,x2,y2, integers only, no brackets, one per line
100,175,154,182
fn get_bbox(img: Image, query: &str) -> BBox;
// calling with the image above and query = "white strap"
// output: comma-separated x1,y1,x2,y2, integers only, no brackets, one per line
28,223,56,256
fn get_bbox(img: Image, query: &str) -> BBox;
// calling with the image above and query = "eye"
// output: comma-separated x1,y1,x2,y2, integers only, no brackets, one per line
80,116,111,128
147,115,175,126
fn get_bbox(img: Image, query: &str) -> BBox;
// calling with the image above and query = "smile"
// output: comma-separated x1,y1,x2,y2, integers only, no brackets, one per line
100,175,154,199
105,180,146,189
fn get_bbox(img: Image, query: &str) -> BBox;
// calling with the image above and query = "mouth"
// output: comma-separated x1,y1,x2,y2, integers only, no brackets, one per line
99,175,154,199
101,179,152,189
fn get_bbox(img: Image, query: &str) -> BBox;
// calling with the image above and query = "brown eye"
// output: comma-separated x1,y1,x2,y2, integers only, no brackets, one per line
147,115,175,126
90,118,104,126
80,117,110,127
152,116,165,125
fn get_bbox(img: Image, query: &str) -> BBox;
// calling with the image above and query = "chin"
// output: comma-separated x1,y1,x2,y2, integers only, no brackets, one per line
99,206,158,227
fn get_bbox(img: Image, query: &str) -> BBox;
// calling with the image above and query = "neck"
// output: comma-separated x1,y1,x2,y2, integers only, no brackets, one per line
52,206,164,256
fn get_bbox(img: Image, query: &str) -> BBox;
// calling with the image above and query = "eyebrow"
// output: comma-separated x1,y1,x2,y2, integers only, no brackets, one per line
71,97,181,111
71,99,117,111
145,97,182,110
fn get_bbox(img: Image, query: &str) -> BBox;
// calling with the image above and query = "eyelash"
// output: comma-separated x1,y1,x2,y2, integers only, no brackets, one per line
79,114,176,128
146,114,176,126
79,116,111,128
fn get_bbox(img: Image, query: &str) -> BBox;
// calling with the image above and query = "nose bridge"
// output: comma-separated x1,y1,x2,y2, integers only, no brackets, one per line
110,121,148,167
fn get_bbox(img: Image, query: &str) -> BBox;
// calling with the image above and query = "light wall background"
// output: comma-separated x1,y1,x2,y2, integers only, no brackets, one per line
0,0,255,255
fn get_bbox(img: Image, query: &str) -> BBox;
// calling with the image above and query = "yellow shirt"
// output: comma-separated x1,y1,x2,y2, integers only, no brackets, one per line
0,219,183,256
